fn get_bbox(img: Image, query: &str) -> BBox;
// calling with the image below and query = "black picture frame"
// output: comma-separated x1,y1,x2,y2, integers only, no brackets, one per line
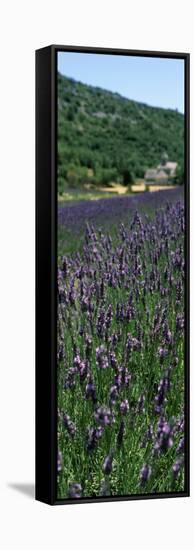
36,44,190,505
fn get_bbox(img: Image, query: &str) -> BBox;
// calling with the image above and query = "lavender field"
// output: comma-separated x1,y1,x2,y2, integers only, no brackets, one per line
57,188,185,499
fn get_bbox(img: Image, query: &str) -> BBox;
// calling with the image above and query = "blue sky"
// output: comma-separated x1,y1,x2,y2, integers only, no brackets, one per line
58,52,184,113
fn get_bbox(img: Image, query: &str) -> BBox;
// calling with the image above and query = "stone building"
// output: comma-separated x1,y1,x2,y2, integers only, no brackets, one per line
144,154,177,185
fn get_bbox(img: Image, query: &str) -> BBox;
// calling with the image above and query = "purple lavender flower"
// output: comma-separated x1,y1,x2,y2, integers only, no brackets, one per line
109,385,118,405
106,304,113,328
177,437,184,454
126,333,140,354
69,285,76,305
163,324,172,346
147,424,154,440
120,399,129,415
140,464,151,484
102,453,113,475
154,385,165,413
172,458,184,479
73,354,88,380
64,366,77,389
154,371,171,414
94,406,114,427
175,416,184,433
78,360,88,381
63,414,76,438
176,314,184,331
85,334,92,356
73,354,81,368
96,345,109,369
86,426,103,452
136,394,145,414
158,347,168,361
68,483,82,498
109,351,118,369
58,342,65,362
85,380,97,404
61,256,68,278
154,419,173,454
114,367,131,389
96,310,106,337
57,451,62,473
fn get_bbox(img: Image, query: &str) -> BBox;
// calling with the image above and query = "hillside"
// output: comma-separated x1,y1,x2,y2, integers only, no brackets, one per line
58,72,184,193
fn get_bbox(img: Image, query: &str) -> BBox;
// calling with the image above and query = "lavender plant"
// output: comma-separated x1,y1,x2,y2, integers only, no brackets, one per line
57,190,185,499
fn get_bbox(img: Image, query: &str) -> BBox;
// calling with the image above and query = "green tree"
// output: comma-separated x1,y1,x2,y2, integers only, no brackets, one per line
174,164,184,185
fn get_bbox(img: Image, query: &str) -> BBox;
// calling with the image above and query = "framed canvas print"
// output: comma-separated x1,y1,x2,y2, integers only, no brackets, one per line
36,45,190,505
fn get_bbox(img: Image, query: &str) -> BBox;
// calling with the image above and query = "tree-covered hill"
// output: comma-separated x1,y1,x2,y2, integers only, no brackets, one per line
58,72,184,193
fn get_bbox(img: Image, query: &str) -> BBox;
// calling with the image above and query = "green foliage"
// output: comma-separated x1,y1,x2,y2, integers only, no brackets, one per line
58,73,184,194
174,164,184,185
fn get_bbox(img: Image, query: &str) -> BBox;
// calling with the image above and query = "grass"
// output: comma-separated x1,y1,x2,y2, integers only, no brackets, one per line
58,187,121,206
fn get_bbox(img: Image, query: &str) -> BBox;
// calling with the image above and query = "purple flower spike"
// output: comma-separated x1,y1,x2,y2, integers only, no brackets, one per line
68,483,82,498
85,334,92,356
95,406,114,427
96,345,109,369
154,418,174,454
57,451,62,473
140,464,151,484
162,422,171,436
177,437,184,454
158,347,168,361
86,426,103,452
120,399,129,415
63,414,76,438
109,351,118,369
126,333,140,353
172,458,184,479
136,394,145,414
102,453,113,475
109,385,118,405
85,380,97,404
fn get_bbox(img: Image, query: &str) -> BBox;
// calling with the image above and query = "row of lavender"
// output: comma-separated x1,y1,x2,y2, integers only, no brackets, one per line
58,187,184,232
57,195,185,499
